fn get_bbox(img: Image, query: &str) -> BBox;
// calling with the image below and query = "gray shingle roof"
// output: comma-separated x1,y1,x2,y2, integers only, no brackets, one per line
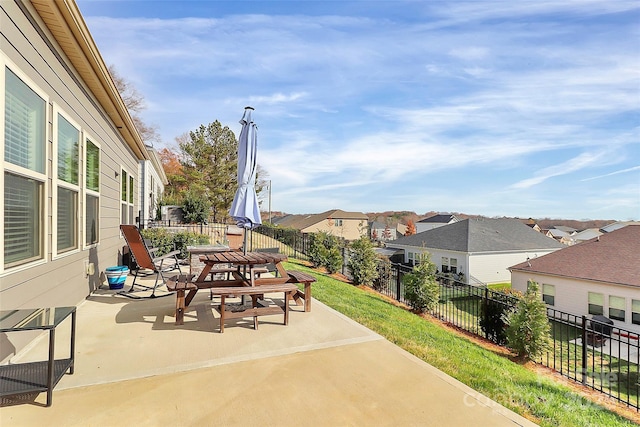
391,218,564,252
418,214,458,223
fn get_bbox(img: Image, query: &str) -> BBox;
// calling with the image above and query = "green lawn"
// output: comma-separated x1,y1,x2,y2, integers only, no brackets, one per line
284,260,637,427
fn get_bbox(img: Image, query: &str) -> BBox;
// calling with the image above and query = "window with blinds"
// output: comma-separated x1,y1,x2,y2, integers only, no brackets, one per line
632,300,640,326
609,296,626,322
542,284,555,306
4,68,45,173
588,292,604,316
120,169,135,225
4,173,42,267
85,138,100,246
56,113,79,254
3,67,45,268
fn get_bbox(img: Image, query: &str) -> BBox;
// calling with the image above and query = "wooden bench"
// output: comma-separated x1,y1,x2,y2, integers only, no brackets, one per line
209,283,299,333
286,270,317,312
167,275,299,332
166,274,198,325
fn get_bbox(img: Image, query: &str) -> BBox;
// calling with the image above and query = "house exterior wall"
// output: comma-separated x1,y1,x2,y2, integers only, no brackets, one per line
469,250,557,285
303,218,367,240
415,222,447,233
1,1,141,360
139,158,164,226
511,271,640,335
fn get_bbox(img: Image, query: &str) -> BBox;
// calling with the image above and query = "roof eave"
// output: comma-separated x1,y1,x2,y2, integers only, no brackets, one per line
30,0,148,160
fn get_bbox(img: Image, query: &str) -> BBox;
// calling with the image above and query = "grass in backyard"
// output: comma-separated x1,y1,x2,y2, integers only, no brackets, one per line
488,282,512,291
284,260,639,427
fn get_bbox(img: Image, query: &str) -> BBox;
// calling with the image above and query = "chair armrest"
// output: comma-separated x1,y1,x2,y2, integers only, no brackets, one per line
153,249,181,261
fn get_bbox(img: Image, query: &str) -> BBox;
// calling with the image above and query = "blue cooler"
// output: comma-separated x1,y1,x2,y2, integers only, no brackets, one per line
105,266,129,290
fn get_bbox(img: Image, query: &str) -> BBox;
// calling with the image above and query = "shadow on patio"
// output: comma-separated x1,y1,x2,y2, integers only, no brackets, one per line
1,274,537,426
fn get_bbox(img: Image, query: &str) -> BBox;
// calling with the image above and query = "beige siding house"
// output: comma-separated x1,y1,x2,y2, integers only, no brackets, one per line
274,209,368,241
1,0,148,360
510,225,640,334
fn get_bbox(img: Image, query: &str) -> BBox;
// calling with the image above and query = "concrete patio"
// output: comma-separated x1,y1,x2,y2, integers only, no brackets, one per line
1,274,537,426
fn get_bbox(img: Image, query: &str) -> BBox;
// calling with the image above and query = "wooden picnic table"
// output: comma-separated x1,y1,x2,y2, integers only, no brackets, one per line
167,250,316,327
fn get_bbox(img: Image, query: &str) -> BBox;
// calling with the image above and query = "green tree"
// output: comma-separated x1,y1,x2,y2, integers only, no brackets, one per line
373,256,392,291
403,252,439,313
182,190,211,224
179,122,237,223
347,236,379,286
504,281,551,360
308,231,343,274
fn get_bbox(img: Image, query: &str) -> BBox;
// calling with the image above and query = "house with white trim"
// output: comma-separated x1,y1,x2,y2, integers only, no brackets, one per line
387,218,564,285
1,0,153,361
415,213,460,233
139,145,168,226
510,225,640,334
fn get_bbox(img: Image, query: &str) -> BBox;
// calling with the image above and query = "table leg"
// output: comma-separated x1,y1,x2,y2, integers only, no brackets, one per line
219,295,226,333
252,295,259,330
304,283,311,312
175,289,185,325
284,291,290,325
46,328,55,407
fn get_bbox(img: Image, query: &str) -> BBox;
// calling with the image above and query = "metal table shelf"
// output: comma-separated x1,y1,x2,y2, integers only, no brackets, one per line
0,307,76,407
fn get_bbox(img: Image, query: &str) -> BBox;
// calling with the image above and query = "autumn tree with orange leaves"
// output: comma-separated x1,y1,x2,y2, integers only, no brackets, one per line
405,220,416,236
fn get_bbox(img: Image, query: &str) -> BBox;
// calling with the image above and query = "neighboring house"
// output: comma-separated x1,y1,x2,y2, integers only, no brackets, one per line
568,228,603,245
387,218,564,285
519,218,542,233
510,225,640,334
600,220,640,233
415,213,460,233
139,145,168,226
396,223,408,237
370,221,396,241
274,209,368,241
1,1,148,360
545,228,572,244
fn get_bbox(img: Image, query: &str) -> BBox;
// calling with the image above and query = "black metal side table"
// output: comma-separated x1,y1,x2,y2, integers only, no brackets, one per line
0,306,76,407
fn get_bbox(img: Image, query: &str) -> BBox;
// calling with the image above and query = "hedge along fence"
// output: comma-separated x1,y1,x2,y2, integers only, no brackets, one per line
139,227,210,260
369,262,639,411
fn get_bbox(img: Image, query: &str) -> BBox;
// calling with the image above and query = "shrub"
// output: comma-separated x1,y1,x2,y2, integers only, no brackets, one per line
503,281,551,360
182,191,210,223
373,256,392,291
141,228,209,259
403,252,439,313
347,236,378,286
480,297,509,345
308,231,343,274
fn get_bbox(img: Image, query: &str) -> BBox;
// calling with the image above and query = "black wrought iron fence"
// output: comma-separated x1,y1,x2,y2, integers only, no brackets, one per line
371,262,639,410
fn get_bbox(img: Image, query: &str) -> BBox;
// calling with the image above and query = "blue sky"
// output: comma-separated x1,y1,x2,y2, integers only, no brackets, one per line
77,1,639,220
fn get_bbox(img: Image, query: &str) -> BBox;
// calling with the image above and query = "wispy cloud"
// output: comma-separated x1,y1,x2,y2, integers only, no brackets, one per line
80,0,640,219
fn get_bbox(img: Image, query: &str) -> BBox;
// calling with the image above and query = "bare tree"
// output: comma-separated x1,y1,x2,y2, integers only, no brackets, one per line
109,65,161,145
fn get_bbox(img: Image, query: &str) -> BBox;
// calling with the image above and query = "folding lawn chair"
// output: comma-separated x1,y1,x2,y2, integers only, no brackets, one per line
119,224,182,298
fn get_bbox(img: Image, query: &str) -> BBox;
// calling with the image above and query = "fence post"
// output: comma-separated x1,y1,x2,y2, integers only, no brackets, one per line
395,264,401,302
581,315,588,385
483,287,489,340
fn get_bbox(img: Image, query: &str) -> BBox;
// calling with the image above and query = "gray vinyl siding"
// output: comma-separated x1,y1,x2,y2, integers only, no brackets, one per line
0,1,139,318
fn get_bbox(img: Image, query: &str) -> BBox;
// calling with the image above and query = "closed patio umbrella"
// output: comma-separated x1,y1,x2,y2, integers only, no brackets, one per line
229,106,262,252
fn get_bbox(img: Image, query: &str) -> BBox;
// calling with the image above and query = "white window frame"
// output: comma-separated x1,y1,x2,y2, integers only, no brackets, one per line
609,295,626,322
83,135,100,248
542,284,555,306
632,300,640,326
120,167,135,225
52,107,81,258
0,60,50,273
588,292,604,316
